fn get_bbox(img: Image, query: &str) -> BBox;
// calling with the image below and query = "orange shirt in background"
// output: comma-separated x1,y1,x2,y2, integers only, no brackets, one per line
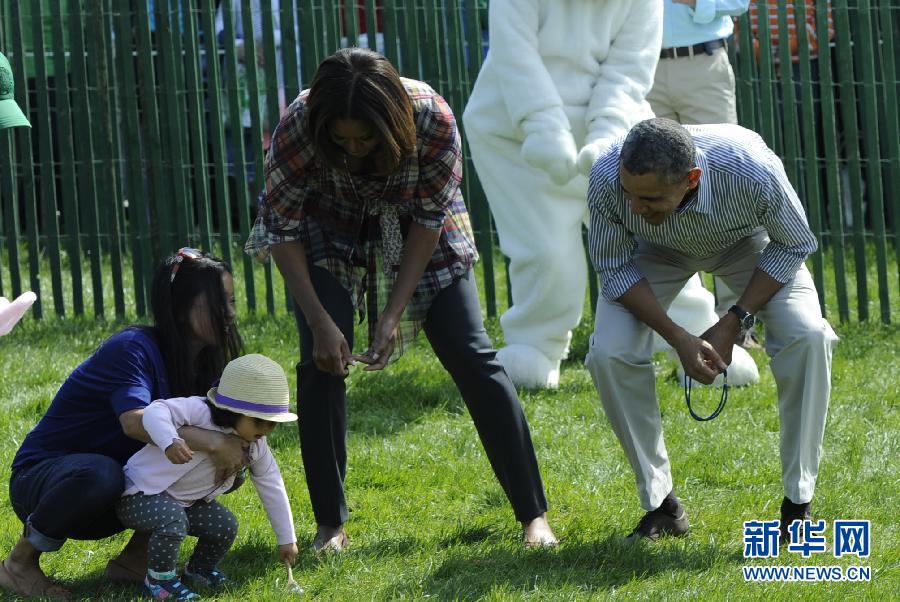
739,1,834,63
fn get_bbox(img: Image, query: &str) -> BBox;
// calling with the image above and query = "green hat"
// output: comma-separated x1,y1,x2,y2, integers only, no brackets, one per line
0,52,31,129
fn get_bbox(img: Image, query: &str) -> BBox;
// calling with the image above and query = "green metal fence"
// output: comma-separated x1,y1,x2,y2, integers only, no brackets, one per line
732,0,899,324
0,0,897,325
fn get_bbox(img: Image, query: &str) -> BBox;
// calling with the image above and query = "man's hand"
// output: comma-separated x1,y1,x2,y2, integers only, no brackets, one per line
164,439,194,464
352,313,398,372
671,330,727,385
312,319,353,377
699,315,741,368
208,433,250,481
279,542,299,566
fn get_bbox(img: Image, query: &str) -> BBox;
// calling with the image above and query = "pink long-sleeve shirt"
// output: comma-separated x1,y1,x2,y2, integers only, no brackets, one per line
122,396,296,545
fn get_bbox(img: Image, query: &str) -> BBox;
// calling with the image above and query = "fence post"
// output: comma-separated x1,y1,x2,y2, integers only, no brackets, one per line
879,1,900,286
10,2,44,319
833,0,869,321
89,0,126,317
113,0,152,317
734,12,758,132
815,0,849,322
260,0,280,313
220,0,257,314
854,0,891,324
199,2,233,268
775,3,802,196
461,0,496,317
30,0,66,316
794,1,826,314
753,1,780,152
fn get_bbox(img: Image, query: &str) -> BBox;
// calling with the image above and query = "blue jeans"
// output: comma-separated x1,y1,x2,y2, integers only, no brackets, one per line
9,454,126,551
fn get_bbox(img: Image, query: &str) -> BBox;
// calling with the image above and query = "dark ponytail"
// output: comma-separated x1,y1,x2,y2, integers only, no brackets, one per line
149,251,243,396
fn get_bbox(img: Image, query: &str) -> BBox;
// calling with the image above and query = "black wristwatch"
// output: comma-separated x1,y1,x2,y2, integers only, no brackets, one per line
728,304,755,334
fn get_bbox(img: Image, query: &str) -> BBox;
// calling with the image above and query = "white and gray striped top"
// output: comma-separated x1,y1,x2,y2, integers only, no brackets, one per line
587,124,818,301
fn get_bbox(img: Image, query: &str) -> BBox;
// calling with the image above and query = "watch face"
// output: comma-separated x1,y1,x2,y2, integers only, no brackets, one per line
742,314,755,330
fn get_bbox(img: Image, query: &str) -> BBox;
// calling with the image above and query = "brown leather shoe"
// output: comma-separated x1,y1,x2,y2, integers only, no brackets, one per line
626,507,690,541
779,497,812,543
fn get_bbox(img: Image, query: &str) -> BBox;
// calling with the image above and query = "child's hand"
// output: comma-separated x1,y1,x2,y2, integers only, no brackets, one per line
165,439,194,464
279,542,299,566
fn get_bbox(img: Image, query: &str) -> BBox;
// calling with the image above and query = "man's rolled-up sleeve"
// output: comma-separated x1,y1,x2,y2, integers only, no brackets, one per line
587,170,642,301
756,152,818,283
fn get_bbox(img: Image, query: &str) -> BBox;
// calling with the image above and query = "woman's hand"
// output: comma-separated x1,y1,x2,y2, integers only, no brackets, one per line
312,319,353,376
164,439,194,464
208,433,250,481
352,313,399,371
270,241,350,376
279,542,299,566
351,223,439,372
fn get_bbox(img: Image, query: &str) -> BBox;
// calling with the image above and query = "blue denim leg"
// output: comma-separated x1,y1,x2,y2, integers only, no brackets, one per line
9,454,126,551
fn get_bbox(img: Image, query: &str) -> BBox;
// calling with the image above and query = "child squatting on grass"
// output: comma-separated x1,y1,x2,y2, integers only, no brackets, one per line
116,354,299,601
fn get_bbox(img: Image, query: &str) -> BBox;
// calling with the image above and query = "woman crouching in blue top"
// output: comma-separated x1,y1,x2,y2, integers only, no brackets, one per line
0,249,245,598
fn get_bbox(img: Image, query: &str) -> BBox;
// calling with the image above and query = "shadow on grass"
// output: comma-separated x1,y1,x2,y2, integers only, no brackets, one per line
55,539,290,601
416,536,734,598
438,524,496,547
225,537,281,574
61,573,144,602
332,523,738,599
344,365,466,435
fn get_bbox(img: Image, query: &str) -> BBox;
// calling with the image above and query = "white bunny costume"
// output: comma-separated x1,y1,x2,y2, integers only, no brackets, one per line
463,0,758,388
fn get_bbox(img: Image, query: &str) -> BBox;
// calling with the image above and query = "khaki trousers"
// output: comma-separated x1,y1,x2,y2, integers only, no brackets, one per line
647,47,738,125
585,231,837,511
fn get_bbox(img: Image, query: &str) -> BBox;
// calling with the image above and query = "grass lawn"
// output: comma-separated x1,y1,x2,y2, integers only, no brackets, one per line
0,252,897,600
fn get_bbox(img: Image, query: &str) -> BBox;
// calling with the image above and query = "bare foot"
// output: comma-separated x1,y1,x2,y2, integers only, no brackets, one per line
0,540,70,598
312,525,349,553
523,513,558,548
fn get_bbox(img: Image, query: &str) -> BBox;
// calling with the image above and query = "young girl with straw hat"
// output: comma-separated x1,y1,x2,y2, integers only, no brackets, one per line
116,354,299,601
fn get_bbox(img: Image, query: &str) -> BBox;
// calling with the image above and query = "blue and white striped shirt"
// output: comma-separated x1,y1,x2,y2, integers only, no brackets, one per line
587,124,817,301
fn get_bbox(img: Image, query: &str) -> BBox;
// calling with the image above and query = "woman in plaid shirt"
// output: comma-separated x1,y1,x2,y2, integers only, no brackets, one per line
246,48,557,551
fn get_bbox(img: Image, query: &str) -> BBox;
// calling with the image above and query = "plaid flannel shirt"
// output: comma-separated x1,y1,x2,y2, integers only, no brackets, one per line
245,78,478,358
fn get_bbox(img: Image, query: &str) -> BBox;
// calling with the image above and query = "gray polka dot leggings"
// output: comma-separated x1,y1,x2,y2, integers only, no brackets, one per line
116,493,238,581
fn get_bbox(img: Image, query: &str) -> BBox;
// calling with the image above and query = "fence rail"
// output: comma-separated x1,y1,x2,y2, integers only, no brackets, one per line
1,0,897,324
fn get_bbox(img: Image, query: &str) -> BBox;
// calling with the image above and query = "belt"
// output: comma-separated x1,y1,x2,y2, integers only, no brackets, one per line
660,39,726,59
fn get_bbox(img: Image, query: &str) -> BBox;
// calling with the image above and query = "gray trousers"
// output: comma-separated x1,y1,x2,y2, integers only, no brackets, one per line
116,493,238,580
585,231,838,511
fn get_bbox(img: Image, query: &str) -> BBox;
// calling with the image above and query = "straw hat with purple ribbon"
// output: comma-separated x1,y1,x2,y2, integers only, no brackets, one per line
207,354,297,422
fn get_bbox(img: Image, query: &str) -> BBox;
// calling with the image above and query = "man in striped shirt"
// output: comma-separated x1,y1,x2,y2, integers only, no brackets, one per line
585,118,837,541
